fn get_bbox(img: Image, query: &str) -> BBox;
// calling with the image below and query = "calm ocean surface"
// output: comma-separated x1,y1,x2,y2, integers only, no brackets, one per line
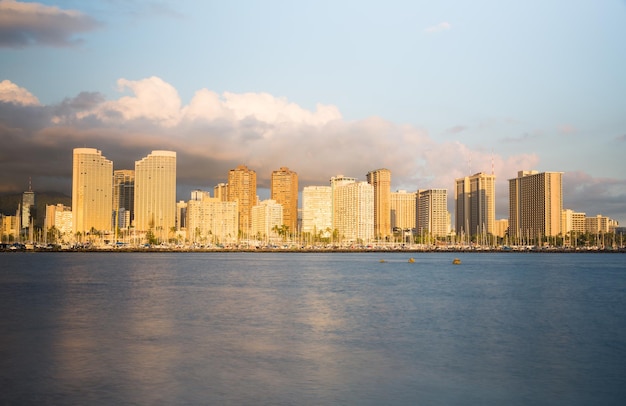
1,252,625,405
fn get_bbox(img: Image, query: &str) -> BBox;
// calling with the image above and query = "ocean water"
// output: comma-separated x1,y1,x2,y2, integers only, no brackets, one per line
1,252,625,405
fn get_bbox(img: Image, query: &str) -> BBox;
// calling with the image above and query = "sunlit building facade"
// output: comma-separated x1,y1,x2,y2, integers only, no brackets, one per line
417,189,448,238
271,167,298,233
228,165,257,234
333,181,374,243
134,150,177,235
186,196,238,244
113,169,134,230
301,186,332,237
251,199,283,241
390,190,417,231
455,172,495,237
366,168,392,239
72,148,113,235
509,170,562,239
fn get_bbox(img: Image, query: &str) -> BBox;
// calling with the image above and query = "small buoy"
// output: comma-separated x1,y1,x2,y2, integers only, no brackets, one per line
380,259,386,263
408,258,415,263
452,258,461,265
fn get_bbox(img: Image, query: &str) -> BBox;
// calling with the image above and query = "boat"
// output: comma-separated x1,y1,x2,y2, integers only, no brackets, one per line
452,258,461,265
408,258,415,263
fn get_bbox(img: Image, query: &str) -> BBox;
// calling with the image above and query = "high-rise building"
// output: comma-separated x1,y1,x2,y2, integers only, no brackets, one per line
495,219,509,238
176,200,187,231
455,172,496,237
21,187,35,231
271,167,298,233
366,168,392,239
228,165,257,234
72,148,113,235
113,169,134,230
186,196,238,244
330,175,356,232
134,150,177,237
301,186,332,237
586,215,611,234
251,199,284,241
391,190,417,231
509,170,562,240
333,181,374,243
417,189,448,238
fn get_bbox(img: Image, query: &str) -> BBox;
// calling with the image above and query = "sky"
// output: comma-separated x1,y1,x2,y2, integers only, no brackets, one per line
0,0,625,224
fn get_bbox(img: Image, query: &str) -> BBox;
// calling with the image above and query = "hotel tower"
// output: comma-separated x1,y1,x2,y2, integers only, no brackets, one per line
134,150,177,234
228,165,257,233
366,168,392,239
455,172,496,237
271,167,298,233
509,170,563,240
72,148,113,235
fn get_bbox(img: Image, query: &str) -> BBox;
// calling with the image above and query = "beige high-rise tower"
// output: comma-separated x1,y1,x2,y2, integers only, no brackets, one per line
134,151,177,236
228,165,257,234
417,189,448,238
366,168,391,239
455,172,495,237
271,167,298,232
72,148,113,235
509,170,562,240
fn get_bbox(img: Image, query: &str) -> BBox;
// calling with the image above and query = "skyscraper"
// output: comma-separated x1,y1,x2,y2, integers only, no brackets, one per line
271,167,298,233
333,181,374,243
228,165,257,234
113,169,134,229
366,168,392,239
509,170,563,240
21,187,35,232
330,175,356,232
134,150,177,237
251,199,284,241
72,148,113,235
455,172,495,237
417,189,448,238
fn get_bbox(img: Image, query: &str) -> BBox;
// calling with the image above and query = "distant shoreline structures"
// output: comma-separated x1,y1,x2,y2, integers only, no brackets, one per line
1,242,624,254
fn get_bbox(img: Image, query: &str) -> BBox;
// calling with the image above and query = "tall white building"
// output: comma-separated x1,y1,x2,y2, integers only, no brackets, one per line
417,189,448,238
301,186,332,237
330,175,356,232
72,148,113,235
251,199,283,241
134,150,177,237
333,181,374,243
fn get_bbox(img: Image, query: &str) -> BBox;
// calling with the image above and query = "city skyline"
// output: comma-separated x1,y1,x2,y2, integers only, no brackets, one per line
0,1,625,225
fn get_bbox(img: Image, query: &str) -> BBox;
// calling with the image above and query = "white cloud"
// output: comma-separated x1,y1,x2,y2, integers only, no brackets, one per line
0,0,99,48
0,79,40,105
425,21,451,34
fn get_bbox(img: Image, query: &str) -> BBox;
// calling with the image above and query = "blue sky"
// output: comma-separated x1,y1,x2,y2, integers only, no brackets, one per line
1,0,625,224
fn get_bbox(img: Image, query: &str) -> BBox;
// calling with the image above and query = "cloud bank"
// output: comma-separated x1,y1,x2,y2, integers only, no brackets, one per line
0,0,99,48
0,77,623,223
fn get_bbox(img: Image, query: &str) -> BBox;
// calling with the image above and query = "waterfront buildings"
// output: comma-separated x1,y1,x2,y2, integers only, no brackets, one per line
455,172,496,237
72,148,113,236
186,195,237,244
44,204,72,238
562,209,586,235
228,165,257,234
134,150,177,237
301,186,332,237
417,189,449,238
366,168,392,239
330,175,357,232
214,183,228,201
21,188,35,231
271,167,298,233
509,170,563,239
390,190,417,231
